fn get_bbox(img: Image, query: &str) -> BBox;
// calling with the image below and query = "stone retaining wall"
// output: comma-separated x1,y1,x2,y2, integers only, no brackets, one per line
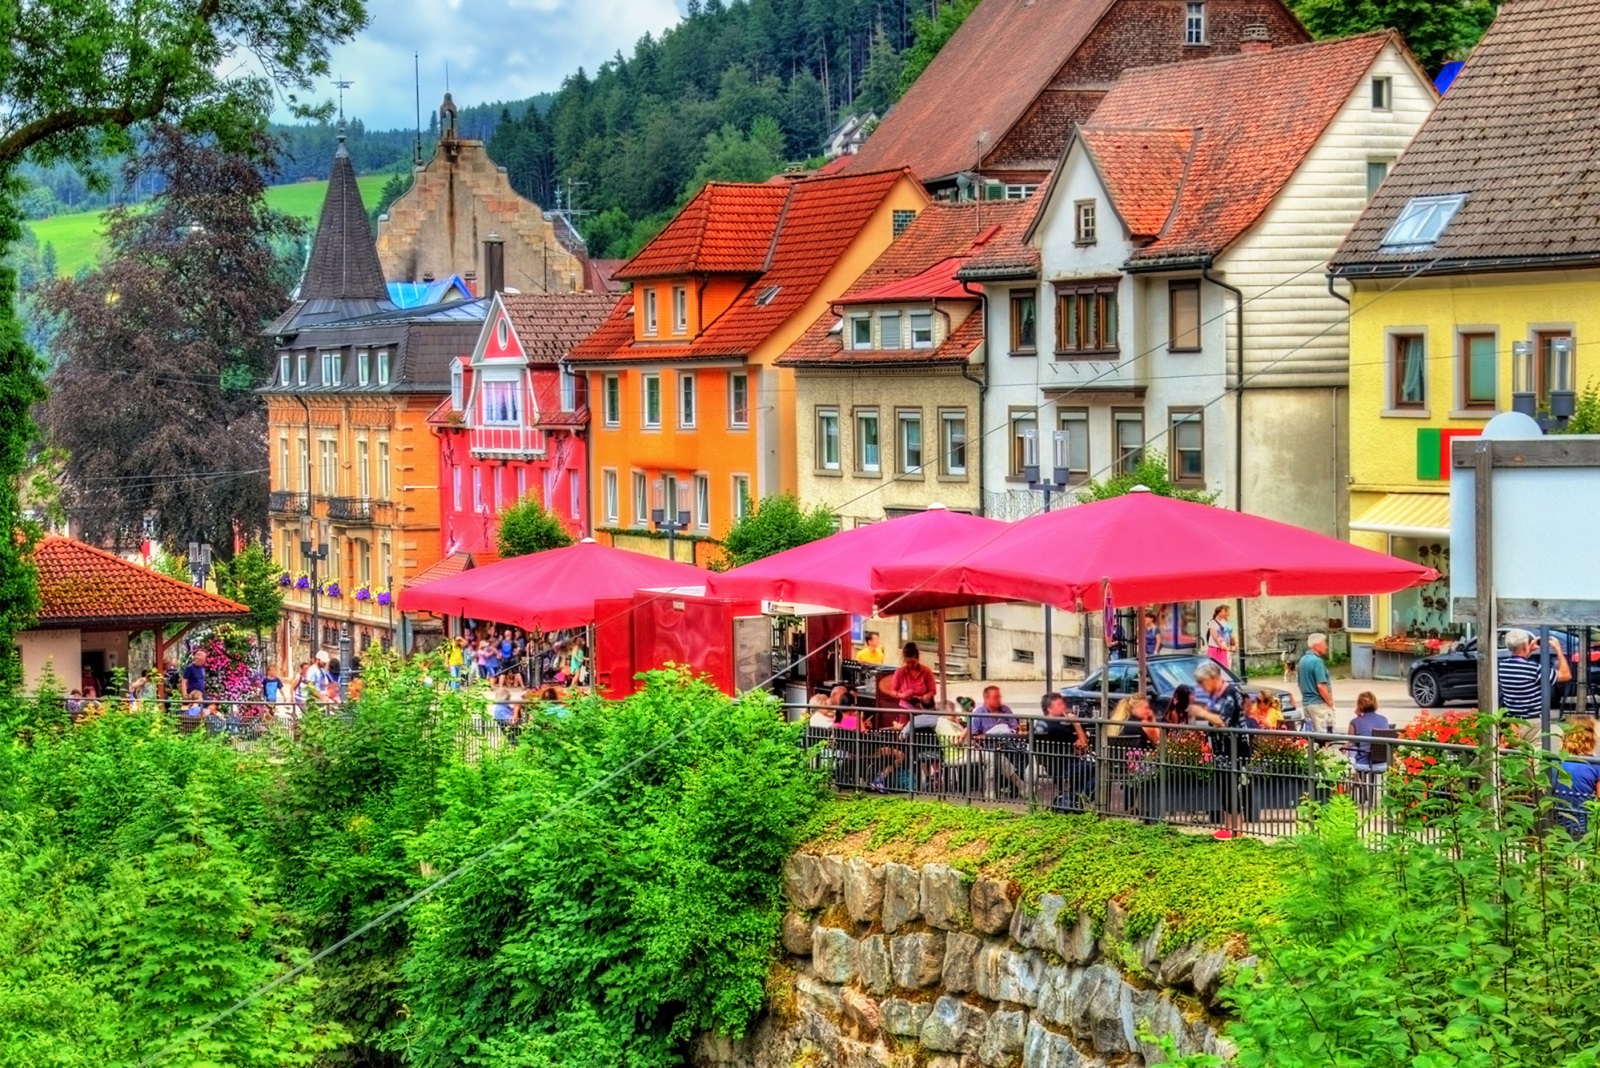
694,853,1245,1068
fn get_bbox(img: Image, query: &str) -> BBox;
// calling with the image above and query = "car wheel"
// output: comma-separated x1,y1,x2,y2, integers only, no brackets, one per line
1411,670,1444,708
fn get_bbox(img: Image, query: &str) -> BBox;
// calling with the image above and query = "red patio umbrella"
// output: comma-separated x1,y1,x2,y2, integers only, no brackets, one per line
706,504,1014,616
400,539,709,631
870,489,1436,611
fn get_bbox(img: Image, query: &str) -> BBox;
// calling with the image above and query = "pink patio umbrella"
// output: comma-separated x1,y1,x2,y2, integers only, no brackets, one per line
401,538,709,632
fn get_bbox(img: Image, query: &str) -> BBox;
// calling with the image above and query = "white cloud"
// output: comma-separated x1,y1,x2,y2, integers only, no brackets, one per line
289,0,686,129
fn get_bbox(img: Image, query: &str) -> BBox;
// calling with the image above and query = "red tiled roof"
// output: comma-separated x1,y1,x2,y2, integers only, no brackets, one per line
839,257,973,303
780,199,1031,367
572,169,923,364
1080,33,1396,263
410,550,495,587
850,0,1118,183
612,183,791,281
585,258,626,293
31,537,251,630
956,183,1051,280
501,293,623,362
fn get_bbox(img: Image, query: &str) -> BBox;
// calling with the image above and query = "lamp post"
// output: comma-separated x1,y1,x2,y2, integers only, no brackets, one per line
186,541,213,589
650,477,691,564
1022,427,1071,695
1512,337,1576,430
299,517,330,658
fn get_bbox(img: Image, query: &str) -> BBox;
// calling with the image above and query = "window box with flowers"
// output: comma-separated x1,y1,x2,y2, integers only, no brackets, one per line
322,580,342,598
278,571,293,587
375,588,392,606
353,585,372,602
294,572,311,590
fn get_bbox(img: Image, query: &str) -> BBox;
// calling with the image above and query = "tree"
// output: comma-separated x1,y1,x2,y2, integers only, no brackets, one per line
40,129,299,554
1292,0,1495,71
686,118,786,195
859,23,906,113
497,496,576,558
1075,451,1220,505
899,0,981,97
0,0,368,662
719,492,837,569
214,539,284,636
1560,378,1600,434
371,171,411,222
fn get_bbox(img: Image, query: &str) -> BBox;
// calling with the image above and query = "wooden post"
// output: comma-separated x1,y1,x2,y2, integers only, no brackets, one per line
1474,440,1497,722
936,608,948,709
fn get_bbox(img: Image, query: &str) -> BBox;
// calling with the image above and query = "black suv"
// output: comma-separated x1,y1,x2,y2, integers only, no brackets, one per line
1060,653,1297,717
1408,630,1594,707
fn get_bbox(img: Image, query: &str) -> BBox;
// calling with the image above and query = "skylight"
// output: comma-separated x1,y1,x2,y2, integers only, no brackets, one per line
1380,193,1467,252
755,285,781,306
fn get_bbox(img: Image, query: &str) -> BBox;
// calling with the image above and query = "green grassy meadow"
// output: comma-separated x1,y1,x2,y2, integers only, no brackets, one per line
27,173,393,277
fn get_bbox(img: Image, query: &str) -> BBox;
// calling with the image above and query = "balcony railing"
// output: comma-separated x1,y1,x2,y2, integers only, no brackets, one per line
470,424,546,458
269,490,307,515
327,496,373,523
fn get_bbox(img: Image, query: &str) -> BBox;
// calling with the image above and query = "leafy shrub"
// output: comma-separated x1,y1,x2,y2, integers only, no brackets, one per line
717,493,836,570
497,495,576,558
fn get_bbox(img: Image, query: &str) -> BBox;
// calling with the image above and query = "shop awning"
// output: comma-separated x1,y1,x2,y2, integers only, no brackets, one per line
1350,493,1451,539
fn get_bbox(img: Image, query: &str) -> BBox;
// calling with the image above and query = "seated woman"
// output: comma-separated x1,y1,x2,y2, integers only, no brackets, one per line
1555,718,1600,839
1346,691,1391,772
935,702,981,796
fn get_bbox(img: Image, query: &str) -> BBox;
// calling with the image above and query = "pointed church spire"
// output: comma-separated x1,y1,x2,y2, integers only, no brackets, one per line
299,140,387,302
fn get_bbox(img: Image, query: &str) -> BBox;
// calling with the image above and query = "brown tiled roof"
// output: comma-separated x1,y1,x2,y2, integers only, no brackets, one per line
501,293,623,362
780,200,1031,367
31,538,250,630
612,183,791,280
1333,0,1600,274
572,169,923,364
409,550,495,587
1076,33,1396,264
953,183,1050,281
849,0,1118,183
301,147,388,302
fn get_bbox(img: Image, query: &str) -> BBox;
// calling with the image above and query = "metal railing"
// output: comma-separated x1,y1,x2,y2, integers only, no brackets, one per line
791,711,1508,838
326,496,373,522
268,489,307,515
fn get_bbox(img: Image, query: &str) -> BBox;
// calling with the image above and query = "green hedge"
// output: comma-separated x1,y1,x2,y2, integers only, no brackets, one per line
803,798,1296,950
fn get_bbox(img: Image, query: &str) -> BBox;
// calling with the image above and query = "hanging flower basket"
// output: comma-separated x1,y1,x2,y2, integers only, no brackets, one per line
278,571,293,587
354,585,372,601
294,573,311,590
376,589,392,606
323,581,342,598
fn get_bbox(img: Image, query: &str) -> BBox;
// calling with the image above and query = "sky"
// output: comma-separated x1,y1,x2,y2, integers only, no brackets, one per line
288,0,687,130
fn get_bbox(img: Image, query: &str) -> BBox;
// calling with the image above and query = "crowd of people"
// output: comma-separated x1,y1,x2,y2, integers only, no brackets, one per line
441,627,589,691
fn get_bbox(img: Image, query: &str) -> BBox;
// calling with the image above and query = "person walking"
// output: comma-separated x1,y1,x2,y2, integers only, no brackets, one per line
1297,633,1337,735
1205,606,1236,670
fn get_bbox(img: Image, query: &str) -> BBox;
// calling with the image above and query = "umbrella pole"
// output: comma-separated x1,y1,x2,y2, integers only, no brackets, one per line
1100,580,1111,724
937,608,948,709
1137,605,1149,702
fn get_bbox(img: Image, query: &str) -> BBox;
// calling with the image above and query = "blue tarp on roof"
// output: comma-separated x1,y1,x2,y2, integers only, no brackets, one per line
387,276,473,309
1435,61,1464,95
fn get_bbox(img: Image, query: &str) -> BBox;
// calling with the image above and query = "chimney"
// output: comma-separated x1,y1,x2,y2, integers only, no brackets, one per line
463,270,477,296
1240,24,1271,53
484,233,506,298
422,271,436,283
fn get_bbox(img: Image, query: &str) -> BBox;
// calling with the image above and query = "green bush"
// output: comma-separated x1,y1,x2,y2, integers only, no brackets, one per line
717,493,836,570
497,496,576,558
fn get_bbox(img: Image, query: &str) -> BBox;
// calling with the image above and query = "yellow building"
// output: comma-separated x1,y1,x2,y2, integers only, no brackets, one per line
1329,0,1600,684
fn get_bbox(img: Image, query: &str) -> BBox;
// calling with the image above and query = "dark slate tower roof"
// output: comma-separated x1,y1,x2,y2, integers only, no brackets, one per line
267,126,393,337
302,139,388,301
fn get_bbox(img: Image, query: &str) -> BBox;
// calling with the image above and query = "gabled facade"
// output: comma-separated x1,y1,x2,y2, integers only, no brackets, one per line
569,169,929,561
1331,0,1600,671
966,32,1434,674
432,291,621,555
848,0,1309,194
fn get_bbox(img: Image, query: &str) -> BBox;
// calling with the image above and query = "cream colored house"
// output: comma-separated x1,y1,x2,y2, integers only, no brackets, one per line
964,32,1435,677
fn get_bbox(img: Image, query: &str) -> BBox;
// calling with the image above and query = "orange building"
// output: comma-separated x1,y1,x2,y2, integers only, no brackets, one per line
261,129,486,664
569,169,929,562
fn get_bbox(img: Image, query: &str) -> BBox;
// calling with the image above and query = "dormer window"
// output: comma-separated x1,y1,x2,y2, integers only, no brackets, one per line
1381,194,1466,252
279,351,291,385
910,311,934,349
850,316,872,349
376,350,391,385
879,312,902,349
320,349,342,386
643,289,659,335
297,352,308,385
358,349,371,386
482,376,521,425
450,359,464,411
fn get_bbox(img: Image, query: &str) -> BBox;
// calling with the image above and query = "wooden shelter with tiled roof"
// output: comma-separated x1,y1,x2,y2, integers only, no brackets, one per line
571,168,930,551
17,537,250,691
847,0,1309,194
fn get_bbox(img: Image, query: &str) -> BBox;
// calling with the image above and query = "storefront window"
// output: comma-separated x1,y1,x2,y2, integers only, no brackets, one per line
1388,536,1462,639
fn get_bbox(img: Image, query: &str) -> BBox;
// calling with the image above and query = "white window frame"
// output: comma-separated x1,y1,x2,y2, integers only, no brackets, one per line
642,373,662,428
672,285,688,334
879,312,902,350
729,372,750,428
570,476,581,520
321,349,341,386
1075,200,1097,245
940,409,968,477
473,468,485,513
377,437,390,500
480,374,522,426
855,409,880,474
453,466,463,511
517,466,527,502
1371,75,1393,111
603,374,621,426
319,435,338,495
279,351,291,385
732,475,752,521
632,471,648,526
694,473,710,530
496,317,510,348
897,409,923,475
816,407,841,471
494,466,504,512
357,349,371,386
1057,408,1090,482
278,434,290,491
1184,1,1206,45
376,350,391,385
603,469,619,523
357,436,370,499
450,360,464,410
296,351,309,385
643,289,659,335
850,316,872,350
910,311,934,349
678,373,697,428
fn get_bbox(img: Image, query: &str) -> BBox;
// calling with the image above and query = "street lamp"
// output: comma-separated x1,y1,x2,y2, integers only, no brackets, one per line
186,541,213,588
1022,427,1071,694
299,516,330,658
1512,337,1576,430
650,477,691,563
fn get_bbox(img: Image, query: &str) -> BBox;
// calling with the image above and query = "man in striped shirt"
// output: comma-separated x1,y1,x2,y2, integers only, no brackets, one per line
1498,628,1571,719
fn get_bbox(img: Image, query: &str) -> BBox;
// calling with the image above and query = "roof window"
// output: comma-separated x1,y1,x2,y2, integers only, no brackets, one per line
1380,194,1466,252
755,285,782,306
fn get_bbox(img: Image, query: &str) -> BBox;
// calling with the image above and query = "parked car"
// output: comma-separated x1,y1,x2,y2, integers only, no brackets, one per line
1060,654,1298,718
1408,628,1598,707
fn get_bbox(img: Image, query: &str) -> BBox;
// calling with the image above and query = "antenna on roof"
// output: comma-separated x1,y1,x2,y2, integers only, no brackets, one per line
413,53,423,167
